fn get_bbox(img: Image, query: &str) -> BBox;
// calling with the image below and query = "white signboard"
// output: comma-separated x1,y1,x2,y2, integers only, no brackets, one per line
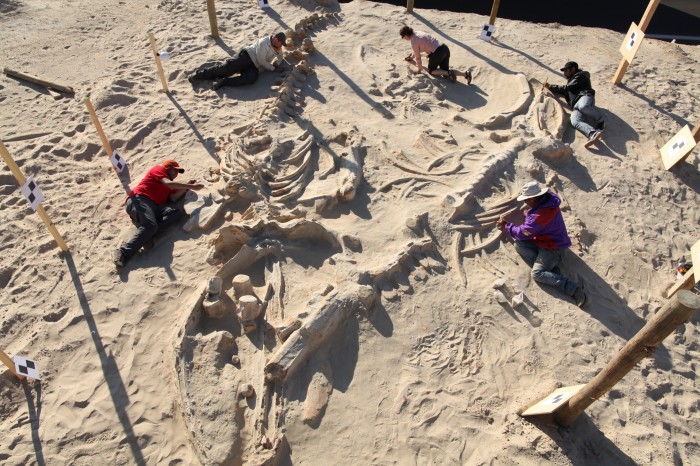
110,149,127,173
619,22,644,63
258,0,270,9
13,355,41,380
660,125,696,170
480,24,495,42
521,384,585,416
20,176,44,211
691,239,700,286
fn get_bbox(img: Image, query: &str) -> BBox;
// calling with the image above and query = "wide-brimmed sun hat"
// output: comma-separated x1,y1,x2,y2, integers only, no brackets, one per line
517,181,549,201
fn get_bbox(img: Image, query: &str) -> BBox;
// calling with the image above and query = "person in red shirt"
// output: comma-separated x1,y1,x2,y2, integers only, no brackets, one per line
114,159,204,268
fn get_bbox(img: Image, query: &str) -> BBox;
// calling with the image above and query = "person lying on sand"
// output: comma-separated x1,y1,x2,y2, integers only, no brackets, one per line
497,181,586,308
114,159,203,269
544,60,605,148
399,25,472,84
187,32,287,91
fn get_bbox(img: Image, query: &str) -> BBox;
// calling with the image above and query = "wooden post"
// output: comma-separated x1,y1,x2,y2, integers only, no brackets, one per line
407,0,414,13
613,0,660,84
207,0,219,38
489,0,501,25
148,33,169,93
692,119,700,143
555,290,700,426
0,349,20,378
0,140,69,252
84,97,113,157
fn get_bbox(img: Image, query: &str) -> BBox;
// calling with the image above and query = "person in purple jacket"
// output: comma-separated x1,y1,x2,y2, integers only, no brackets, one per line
497,181,586,307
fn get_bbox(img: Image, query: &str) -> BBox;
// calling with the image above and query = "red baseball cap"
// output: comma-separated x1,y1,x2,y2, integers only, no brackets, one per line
162,159,185,173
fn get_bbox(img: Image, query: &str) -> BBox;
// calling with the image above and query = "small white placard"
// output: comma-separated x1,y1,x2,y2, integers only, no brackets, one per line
13,355,41,380
619,22,644,63
480,24,495,42
111,149,127,173
691,239,700,285
258,0,270,9
20,176,44,211
521,384,585,416
660,125,696,170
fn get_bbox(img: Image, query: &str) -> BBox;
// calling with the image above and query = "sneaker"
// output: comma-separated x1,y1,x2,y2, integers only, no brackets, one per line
114,248,128,268
584,130,603,148
465,69,472,85
572,286,586,308
187,73,201,84
448,70,457,83
211,79,225,91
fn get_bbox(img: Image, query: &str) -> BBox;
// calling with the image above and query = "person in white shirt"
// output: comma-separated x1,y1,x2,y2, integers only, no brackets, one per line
188,32,286,90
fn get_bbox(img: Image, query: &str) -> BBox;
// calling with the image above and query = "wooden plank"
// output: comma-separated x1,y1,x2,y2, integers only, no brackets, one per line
3,67,75,94
84,97,114,157
407,0,414,12
521,385,585,416
0,350,19,377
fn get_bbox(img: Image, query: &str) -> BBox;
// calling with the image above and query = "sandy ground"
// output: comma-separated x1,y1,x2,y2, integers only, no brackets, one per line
1,0,700,465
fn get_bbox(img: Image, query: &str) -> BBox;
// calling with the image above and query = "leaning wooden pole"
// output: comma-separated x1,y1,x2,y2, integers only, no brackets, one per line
555,290,700,426
206,0,219,38
489,0,501,25
0,141,69,252
692,118,700,143
148,33,169,93
613,0,660,84
406,0,414,13
84,97,113,158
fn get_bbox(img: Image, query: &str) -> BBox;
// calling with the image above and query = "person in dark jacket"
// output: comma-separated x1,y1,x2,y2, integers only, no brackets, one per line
544,61,605,148
497,181,586,307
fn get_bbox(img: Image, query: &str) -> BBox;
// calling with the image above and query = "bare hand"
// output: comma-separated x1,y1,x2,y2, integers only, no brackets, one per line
496,216,507,231
274,65,285,73
543,82,550,90
404,54,413,62
188,180,204,191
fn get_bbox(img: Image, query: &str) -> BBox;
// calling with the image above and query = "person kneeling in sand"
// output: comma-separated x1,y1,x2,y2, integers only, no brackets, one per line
544,61,605,148
399,25,472,84
497,181,586,307
187,32,287,91
114,159,204,268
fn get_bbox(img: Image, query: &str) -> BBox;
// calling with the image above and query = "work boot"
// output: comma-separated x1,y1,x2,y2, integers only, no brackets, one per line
465,69,472,85
114,248,128,269
212,79,225,91
572,286,586,308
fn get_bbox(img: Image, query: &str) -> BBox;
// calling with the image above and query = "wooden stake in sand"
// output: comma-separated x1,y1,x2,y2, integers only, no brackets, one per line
520,290,700,426
207,0,219,38
84,97,113,157
406,0,414,13
0,349,21,378
478,0,500,42
149,33,170,93
0,140,69,252
612,0,660,84
2,67,75,95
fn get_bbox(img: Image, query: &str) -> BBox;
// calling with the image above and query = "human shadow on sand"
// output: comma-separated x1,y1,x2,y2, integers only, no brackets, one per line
63,252,146,465
166,93,219,162
527,413,637,465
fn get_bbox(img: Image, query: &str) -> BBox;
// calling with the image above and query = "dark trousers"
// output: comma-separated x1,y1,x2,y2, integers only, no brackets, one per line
428,44,450,72
120,195,183,259
191,50,259,87
513,240,578,296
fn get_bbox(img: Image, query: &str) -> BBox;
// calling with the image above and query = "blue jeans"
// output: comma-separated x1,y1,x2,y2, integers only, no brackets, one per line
120,195,183,259
571,94,603,138
514,240,578,296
